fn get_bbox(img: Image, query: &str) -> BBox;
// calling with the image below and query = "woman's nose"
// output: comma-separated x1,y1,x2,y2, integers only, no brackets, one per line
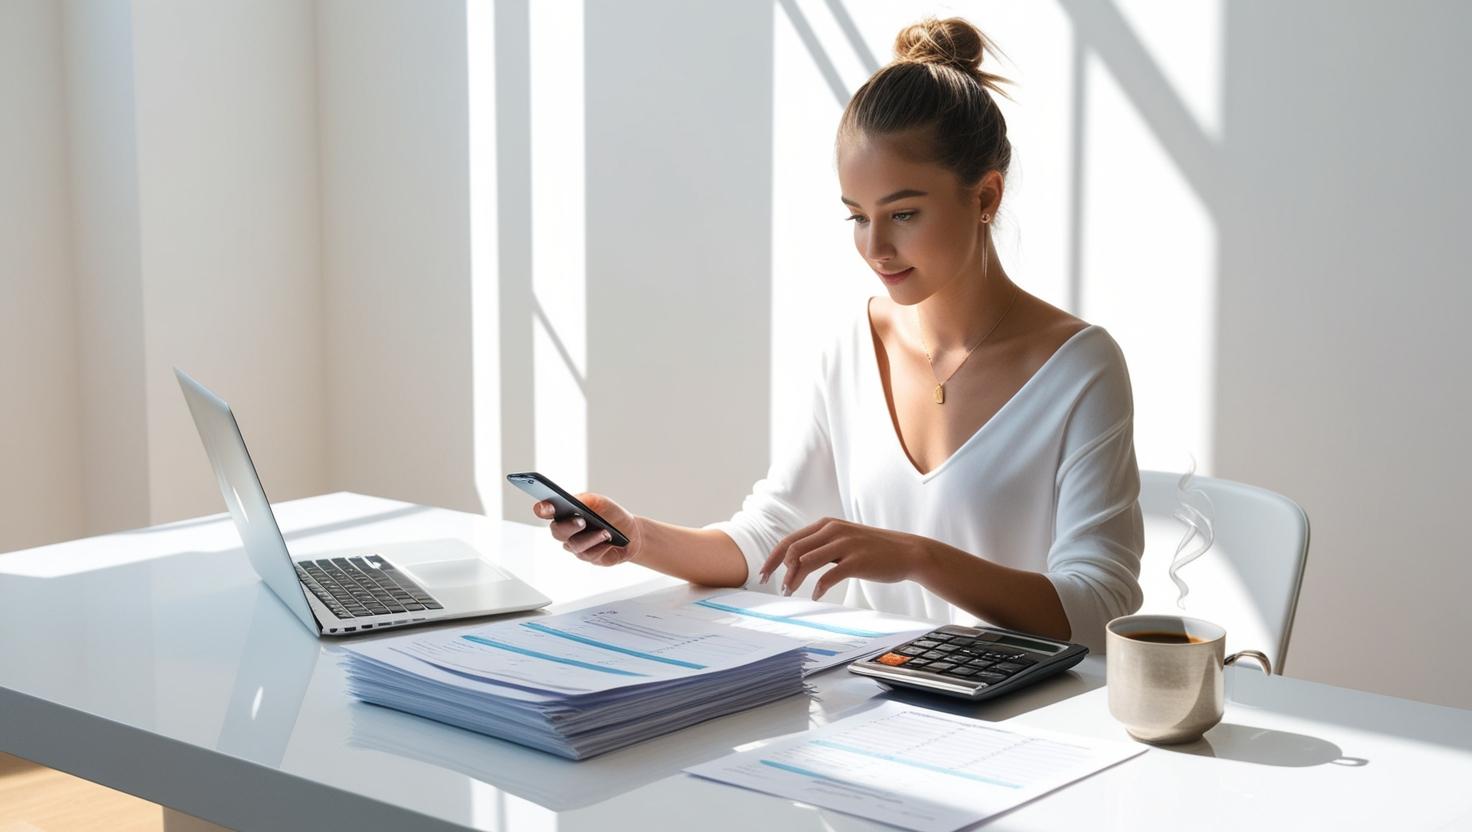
864,228,893,263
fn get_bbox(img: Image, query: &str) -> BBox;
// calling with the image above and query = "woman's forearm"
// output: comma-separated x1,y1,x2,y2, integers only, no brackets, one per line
630,517,749,588
913,542,1072,642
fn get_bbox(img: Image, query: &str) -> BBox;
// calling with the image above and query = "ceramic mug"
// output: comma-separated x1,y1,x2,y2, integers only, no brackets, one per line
1105,614,1272,744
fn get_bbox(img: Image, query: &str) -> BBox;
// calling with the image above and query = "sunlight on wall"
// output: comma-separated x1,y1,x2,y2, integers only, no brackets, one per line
468,0,502,519
529,0,588,494
1076,7,1223,475
1115,0,1224,141
769,0,874,448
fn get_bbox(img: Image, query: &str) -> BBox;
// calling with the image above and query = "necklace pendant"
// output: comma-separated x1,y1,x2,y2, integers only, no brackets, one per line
934,384,945,404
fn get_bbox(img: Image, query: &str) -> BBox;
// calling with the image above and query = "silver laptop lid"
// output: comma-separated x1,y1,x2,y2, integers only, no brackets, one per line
175,368,320,634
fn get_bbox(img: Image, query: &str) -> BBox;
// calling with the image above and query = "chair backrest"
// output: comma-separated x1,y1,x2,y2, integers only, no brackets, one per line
1133,470,1310,675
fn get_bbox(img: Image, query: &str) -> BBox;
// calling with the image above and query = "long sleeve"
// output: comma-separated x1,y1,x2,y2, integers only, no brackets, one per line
1041,337,1146,653
706,357,844,592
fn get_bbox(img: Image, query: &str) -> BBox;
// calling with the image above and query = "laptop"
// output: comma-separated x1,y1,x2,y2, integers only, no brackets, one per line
175,368,551,637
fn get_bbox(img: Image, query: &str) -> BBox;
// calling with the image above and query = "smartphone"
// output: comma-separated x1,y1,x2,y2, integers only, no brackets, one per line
506,472,631,548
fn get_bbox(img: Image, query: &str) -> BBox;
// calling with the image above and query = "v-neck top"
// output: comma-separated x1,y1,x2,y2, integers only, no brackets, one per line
707,301,1145,652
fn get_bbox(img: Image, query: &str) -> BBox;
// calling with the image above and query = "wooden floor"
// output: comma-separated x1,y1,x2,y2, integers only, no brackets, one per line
0,753,162,832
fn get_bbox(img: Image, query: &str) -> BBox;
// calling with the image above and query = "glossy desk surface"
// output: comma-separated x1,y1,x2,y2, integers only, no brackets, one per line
3,493,1471,831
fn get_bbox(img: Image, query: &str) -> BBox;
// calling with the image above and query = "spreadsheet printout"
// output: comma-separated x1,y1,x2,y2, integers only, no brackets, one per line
687,701,1147,832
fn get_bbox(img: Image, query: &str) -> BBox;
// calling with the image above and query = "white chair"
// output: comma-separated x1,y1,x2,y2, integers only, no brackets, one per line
1132,470,1310,675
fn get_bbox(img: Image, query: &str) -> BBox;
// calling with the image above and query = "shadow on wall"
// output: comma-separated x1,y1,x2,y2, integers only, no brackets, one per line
1066,0,1471,705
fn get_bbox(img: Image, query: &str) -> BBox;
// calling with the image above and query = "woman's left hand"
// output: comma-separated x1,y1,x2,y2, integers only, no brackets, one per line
757,517,934,601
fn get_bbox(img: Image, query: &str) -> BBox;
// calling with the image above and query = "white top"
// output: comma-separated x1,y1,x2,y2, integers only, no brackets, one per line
709,303,1145,652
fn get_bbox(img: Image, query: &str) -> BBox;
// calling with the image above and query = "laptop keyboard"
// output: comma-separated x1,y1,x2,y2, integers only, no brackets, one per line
295,555,443,620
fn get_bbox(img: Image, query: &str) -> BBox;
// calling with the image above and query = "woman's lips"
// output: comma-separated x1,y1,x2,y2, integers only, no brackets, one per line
875,267,914,285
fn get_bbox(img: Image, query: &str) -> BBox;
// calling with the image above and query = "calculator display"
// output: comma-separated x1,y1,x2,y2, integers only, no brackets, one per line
991,633,1065,654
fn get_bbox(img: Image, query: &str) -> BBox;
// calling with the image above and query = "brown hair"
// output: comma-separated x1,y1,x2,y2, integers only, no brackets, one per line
838,17,1014,188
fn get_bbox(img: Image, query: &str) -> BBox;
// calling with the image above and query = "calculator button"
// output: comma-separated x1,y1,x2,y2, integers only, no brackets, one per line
935,644,961,653
912,639,941,649
974,671,1009,684
992,662,1027,674
1009,656,1038,667
927,633,954,642
897,646,926,656
965,658,995,669
875,653,911,666
949,667,978,677
947,637,977,648
927,662,957,672
907,658,932,667
921,650,946,660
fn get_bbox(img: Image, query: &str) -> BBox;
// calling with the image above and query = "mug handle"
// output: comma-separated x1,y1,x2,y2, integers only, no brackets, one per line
1225,650,1272,676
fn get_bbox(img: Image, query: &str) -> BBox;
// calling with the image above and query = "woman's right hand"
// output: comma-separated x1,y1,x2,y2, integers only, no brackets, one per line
533,493,643,567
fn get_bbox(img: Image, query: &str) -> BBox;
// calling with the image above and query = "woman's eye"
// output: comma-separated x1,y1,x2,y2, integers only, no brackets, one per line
845,214,869,225
892,211,916,222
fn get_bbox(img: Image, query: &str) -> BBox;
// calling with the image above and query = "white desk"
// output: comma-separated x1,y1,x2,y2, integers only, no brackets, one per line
3,493,1471,831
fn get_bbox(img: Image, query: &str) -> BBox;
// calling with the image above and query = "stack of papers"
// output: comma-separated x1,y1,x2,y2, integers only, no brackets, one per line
342,601,809,760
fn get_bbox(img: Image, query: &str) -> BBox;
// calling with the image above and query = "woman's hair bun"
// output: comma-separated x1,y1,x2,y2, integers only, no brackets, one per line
893,16,1012,99
894,17,986,73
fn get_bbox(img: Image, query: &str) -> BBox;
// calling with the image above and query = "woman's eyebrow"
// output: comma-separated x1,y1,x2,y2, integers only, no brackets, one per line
840,189,928,207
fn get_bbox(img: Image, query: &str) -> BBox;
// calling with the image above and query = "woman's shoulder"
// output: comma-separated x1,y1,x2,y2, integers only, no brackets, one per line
1013,294,1123,371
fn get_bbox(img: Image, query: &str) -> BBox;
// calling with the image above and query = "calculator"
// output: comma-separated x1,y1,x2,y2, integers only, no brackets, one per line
848,624,1089,701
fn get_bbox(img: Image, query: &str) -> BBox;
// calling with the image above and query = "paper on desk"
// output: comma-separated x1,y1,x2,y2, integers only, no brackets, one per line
686,701,1147,832
666,590,932,675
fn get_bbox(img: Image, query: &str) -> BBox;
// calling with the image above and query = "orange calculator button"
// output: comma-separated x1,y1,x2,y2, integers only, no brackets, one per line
875,652,911,666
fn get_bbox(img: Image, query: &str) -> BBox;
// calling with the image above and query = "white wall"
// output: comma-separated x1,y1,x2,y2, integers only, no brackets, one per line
4,0,333,542
1210,0,1472,707
0,0,83,551
582,2,776,527
64,0,152,536
131,0,328,523
316,0,482,517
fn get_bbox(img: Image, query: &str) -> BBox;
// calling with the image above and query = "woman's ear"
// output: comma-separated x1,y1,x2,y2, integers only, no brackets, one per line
975,170,1004,221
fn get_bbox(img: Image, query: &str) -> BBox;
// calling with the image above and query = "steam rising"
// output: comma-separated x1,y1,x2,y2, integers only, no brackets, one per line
1168,457,1215,609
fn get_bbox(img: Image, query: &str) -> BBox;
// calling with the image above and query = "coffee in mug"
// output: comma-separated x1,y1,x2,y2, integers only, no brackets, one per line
1105,614,1271,744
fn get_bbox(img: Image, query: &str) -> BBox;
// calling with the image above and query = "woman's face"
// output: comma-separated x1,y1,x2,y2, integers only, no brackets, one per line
836,132,994,306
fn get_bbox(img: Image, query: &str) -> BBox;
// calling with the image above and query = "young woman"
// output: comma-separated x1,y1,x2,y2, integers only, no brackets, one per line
532,17,1144,652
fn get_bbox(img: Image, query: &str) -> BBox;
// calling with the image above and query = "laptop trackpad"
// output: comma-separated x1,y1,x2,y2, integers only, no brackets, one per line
404,558,507,588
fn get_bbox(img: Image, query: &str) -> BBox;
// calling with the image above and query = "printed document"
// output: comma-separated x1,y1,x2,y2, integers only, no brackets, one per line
686,701,1147,832
667,591,932,674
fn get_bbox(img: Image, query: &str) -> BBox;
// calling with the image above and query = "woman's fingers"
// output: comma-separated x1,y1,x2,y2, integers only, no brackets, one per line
776,523,842,589
812,559,857,602
760,517,838,584
564,526,614,555
567,539,629,567
594,547,629,566
781,540,845,596
548,515,588,542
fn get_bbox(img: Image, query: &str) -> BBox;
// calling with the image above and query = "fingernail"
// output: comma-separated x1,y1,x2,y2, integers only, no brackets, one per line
574,518,585,529
563,543,571,552
602,531,611,542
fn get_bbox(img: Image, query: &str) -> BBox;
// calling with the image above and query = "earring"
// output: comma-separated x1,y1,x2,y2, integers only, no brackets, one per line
981,213,991,224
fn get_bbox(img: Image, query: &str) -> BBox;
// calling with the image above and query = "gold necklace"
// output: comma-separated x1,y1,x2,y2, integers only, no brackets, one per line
918,281,1020,404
